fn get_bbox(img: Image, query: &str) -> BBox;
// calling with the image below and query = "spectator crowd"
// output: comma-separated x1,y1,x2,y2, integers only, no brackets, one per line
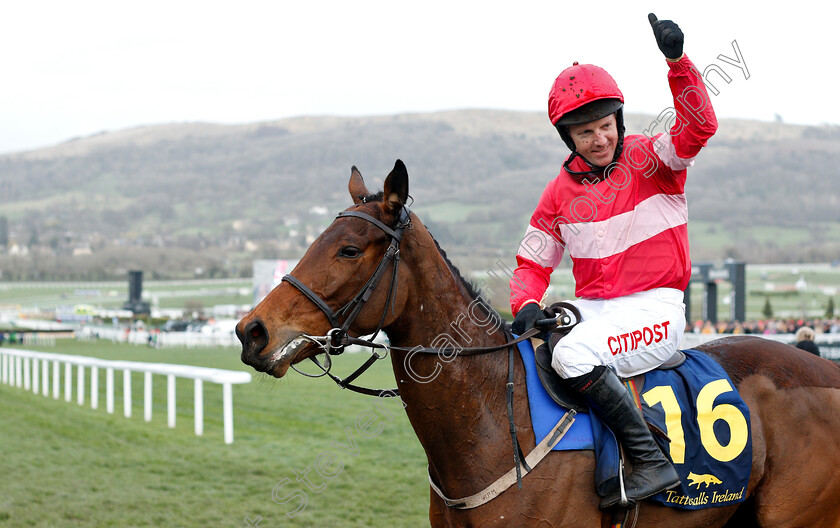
689,318,840,335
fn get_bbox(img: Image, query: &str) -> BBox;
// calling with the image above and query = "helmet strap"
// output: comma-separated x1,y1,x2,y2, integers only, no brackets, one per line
563,152,614,177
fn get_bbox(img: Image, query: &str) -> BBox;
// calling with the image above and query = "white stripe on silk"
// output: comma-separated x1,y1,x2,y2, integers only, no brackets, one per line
558,193,688,259
654,133,696,171
516,224,565,270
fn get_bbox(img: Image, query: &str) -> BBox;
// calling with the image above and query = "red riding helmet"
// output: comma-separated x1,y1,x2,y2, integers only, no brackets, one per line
548,62,626,170
548,62,624,126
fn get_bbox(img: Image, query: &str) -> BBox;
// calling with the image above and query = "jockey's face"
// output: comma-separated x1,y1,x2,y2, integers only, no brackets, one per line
568,113,618,167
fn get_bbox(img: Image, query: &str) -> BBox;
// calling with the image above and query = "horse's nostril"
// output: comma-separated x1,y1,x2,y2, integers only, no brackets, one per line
243,320,269,356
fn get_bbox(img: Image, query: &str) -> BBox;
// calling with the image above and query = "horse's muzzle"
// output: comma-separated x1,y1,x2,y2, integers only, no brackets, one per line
237,317,271,370
237,316,313,377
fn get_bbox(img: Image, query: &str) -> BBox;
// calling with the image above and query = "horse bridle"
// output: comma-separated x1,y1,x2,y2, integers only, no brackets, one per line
279,202,580,394
279,204,412,386
280,202,581,496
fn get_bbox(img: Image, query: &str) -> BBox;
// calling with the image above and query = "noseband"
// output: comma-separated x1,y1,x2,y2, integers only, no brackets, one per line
281,205,412,357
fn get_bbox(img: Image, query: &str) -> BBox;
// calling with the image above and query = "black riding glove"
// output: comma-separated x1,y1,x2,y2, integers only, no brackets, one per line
648,13,684,60
511,302,543,336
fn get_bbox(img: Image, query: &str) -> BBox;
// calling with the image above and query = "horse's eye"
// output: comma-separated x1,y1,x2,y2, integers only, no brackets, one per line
338,246,362,259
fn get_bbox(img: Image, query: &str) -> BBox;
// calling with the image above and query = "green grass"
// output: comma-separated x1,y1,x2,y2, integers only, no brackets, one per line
749,225,810,246
687,221,840,254
0,192,135,221
144,281,248,293
688,221,736,250
413,201,484,223
0,279,252,312
155,294,250,310
679,263,840,321
0,340,429,527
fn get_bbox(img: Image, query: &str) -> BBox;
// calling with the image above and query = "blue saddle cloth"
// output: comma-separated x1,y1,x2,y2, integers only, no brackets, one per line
517,340,751,510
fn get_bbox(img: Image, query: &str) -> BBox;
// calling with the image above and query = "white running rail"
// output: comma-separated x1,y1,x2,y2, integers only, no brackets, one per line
0,348,251,444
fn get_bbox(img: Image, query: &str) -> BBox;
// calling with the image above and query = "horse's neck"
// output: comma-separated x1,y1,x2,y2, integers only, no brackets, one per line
385,244,527,496
390,270,504,351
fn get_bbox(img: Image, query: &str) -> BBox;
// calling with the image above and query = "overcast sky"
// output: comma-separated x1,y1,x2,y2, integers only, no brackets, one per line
1,1,837,155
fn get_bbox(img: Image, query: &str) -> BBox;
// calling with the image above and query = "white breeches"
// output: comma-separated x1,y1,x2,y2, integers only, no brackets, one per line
551,287,686,379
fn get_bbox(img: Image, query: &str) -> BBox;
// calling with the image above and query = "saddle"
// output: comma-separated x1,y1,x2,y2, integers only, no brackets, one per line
533,335,687,413
529,300,686,420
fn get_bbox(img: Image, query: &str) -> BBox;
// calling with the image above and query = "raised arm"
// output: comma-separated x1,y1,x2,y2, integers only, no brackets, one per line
649,13,718,168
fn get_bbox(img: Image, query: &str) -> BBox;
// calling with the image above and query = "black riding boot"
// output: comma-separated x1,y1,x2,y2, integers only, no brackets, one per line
568,366,680,509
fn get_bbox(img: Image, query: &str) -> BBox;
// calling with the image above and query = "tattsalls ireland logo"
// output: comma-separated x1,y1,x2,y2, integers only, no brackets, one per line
663,471,745,507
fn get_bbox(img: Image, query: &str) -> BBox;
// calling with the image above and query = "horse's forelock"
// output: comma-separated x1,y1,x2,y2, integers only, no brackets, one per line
357,191,385,204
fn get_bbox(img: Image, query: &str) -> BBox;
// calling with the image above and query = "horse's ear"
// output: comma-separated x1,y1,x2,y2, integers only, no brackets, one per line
383,159,409,213
348,166,370,205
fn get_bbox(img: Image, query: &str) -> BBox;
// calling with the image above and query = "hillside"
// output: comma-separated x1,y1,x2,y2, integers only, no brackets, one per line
1,110,839,280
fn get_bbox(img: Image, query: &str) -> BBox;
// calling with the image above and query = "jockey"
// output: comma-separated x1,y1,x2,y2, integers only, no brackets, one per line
510,14,718,508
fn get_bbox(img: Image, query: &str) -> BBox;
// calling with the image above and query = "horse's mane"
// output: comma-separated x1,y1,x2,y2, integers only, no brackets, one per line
357,193,506,333
429,237,505,333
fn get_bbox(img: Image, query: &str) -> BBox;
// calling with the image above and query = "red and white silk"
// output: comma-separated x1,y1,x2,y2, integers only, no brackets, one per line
510,55,718,315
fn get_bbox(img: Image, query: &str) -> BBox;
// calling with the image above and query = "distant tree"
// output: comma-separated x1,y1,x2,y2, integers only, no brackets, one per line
0,216,7,248
28,228,39,247
827,297,836,319
184,299,204,318
762,297,774,319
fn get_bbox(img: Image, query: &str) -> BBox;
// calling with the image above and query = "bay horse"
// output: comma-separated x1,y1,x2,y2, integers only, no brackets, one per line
237,160,840,527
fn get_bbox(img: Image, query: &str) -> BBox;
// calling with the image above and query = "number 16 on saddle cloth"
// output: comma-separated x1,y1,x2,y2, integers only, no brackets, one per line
640,350,751,509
